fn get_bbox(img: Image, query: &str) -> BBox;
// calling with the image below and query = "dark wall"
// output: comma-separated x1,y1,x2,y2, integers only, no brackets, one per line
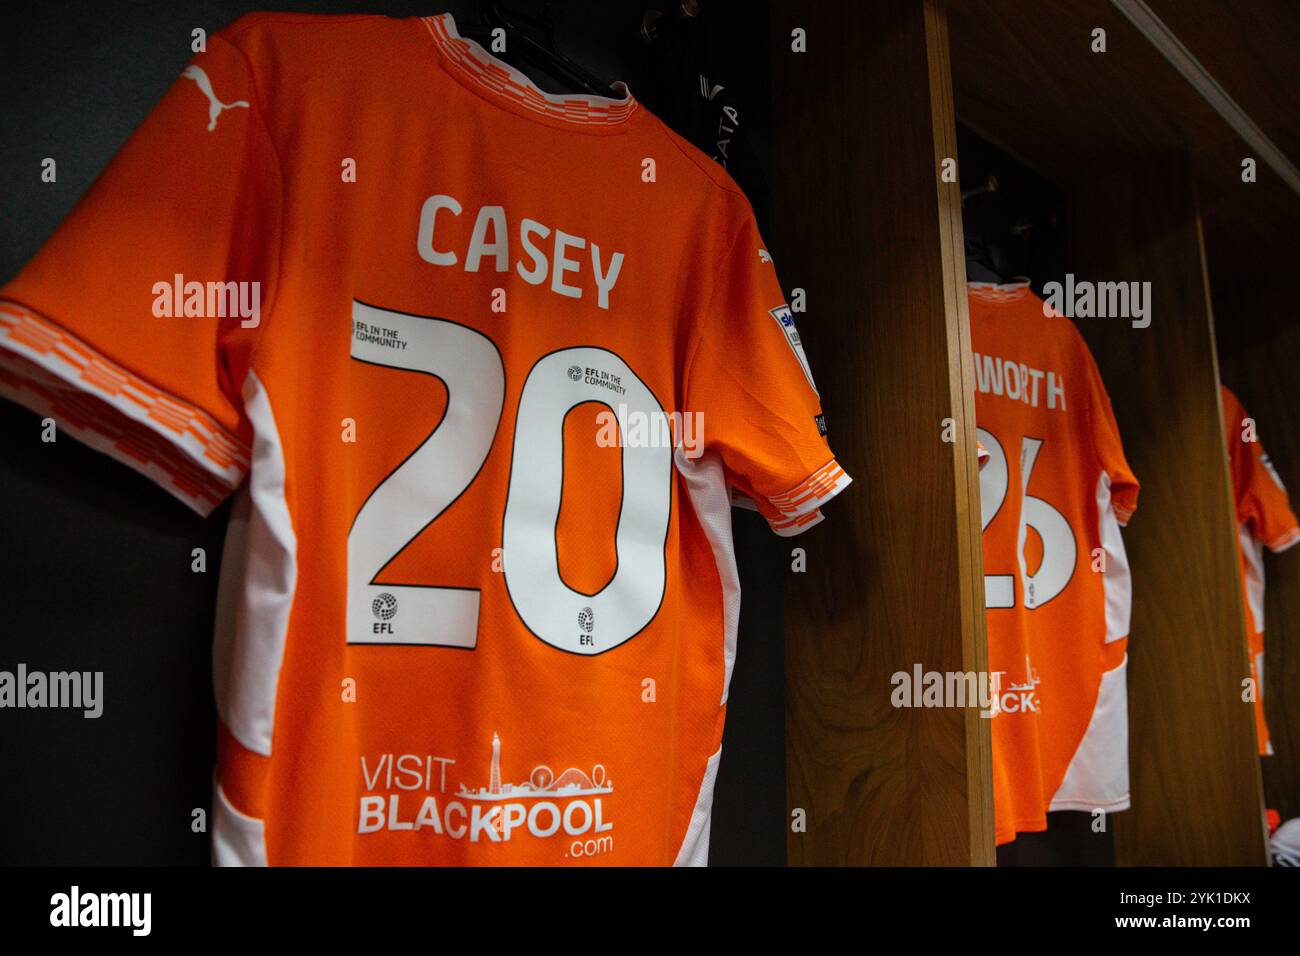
0,0,785,866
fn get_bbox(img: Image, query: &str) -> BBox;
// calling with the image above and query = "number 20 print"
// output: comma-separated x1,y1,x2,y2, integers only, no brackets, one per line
346,301,672,655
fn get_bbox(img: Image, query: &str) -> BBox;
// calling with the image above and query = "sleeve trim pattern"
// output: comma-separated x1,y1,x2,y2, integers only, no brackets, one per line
769,507,826,537
0,301,249,515
763,458,852,536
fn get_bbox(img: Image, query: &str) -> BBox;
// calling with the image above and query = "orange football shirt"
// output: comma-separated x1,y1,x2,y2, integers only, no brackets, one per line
0,12,848,865
969,281,1139,845
1220,385,1299,756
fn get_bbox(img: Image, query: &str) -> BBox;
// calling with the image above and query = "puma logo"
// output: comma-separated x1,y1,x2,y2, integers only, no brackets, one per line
758,249,772,264
181,65,249,131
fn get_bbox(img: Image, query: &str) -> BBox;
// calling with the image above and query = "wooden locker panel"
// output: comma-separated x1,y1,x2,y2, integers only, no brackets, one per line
769,0,992,865
1072,156,1269,865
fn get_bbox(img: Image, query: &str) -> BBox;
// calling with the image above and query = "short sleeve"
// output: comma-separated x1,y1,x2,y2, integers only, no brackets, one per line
1225,390,1300,553
1083,343,1138,525
683,212,849,536
0,33,280,515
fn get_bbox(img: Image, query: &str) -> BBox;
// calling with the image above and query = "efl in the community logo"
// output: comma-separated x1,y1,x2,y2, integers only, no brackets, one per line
573,360,704,459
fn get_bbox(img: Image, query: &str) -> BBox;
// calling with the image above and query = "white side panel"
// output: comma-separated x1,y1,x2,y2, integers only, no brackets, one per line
674,447,741,703
1096,472,1133,643
670,447,742,867
1050,476,1134,812
212,486,250,728
1050,655,1131,813
212,784,268,867
1239,523,1266,634
213,370,297,756
672,746,722,867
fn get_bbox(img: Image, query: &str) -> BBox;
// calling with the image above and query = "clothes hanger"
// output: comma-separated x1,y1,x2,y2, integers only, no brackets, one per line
964,230,1009,284
640,0,703,45
457,0,620,98
962,176,1009,283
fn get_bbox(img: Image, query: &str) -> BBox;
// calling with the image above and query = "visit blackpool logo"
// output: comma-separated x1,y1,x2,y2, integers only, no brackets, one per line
358,732,615,857
988,654,1042,717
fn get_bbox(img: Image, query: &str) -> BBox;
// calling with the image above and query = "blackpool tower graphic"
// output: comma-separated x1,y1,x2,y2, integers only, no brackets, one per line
488,732,502,795
457,731,613,801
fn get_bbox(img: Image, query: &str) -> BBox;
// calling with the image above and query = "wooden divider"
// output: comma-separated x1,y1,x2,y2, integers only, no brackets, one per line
769,0,992,866
1072,156,1269,865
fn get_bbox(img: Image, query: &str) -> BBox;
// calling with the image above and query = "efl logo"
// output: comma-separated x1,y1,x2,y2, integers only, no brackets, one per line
372,593,399,620
371,592,399,636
